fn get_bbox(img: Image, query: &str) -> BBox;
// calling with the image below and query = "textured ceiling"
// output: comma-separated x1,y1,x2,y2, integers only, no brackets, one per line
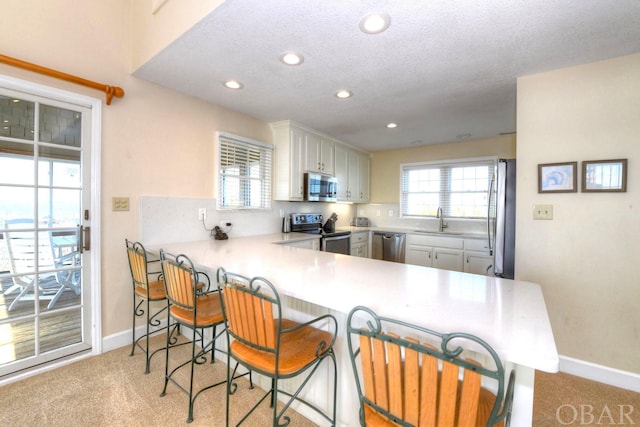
134,0,640,152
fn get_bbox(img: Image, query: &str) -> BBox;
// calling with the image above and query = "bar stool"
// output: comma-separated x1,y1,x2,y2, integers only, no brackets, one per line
216,267,338,427
346,305,516,427
125,239,168,374
160,250,227,423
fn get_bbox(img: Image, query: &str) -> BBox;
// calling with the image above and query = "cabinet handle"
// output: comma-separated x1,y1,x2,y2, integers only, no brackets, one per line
466,256,469,263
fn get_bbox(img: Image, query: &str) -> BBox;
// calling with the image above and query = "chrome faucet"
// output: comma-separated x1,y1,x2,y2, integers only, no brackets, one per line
436,207,448,232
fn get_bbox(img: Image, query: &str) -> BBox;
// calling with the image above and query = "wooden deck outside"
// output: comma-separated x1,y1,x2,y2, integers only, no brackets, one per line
0,275,82,365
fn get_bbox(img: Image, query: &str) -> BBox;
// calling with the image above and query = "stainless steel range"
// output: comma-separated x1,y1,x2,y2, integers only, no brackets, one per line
290,213,351,255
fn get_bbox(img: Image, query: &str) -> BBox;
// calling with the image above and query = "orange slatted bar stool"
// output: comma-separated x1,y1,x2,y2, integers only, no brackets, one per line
216,267,338,427
125,239,168,374
160,250,227,423
346,305,516,427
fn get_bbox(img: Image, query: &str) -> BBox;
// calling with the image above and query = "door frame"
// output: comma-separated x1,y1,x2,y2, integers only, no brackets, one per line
0,74,102,384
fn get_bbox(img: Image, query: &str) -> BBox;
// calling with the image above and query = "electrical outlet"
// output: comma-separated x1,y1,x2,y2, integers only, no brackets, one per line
376,209,381,217
388,209,394,217
533,204,553,220
112,197,129,211
198,208,206,220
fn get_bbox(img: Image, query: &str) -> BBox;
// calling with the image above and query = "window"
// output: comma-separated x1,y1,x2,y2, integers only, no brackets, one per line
217,132,272,210
401,158,496,219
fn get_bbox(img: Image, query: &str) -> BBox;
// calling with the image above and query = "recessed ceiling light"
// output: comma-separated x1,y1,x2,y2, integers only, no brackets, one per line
279,52,304,66
386,122,397,129
359,13,391,34
335,90,353,99
223,80,244,90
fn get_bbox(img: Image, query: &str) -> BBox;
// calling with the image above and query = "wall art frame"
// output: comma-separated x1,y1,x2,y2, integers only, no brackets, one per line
582,159,628,192
538,161,578,193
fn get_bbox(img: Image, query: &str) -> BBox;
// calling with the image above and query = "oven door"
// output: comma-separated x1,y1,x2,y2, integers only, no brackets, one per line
322,234,351,255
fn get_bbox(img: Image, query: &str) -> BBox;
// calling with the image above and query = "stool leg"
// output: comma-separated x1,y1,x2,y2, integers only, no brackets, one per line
129,293,137,356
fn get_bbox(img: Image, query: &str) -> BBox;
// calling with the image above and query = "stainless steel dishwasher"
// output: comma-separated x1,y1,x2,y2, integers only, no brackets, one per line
372,232,406,263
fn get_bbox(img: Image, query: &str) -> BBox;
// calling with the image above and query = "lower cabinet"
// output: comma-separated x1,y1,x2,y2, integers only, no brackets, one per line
405,234,464,272
406,235,493,275
351,231,370,258
463,238,493,275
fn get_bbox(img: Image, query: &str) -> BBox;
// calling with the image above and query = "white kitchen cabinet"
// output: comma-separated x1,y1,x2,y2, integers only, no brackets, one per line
271,121,305,201
464,238,494,275
357,151,370,202
350,231,370,258
433,248,464,271
334,144,370,203
305,133,334,175
405,234,464,272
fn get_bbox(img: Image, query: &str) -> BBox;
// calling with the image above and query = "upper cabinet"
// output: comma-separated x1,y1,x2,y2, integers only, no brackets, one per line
305,133,335,175
271,120,370,203
335,144,370,202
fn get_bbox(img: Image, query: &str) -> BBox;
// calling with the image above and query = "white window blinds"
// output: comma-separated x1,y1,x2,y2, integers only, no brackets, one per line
401,158,496,219
217,132,272,210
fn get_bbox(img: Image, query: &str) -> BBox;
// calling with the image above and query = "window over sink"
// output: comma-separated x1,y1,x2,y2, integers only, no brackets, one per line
400,157,496,219
217,132,272,210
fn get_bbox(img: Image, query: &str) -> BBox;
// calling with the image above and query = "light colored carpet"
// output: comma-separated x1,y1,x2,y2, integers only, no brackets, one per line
1,335,639,426
533,370,640,426
0,336,319,427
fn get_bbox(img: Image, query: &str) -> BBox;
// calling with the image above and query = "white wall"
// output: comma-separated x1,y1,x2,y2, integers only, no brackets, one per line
516,53,640,373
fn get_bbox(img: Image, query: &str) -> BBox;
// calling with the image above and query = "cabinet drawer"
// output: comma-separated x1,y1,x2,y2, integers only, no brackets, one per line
351,232,369,243
407,234,463,249
464,238,491,252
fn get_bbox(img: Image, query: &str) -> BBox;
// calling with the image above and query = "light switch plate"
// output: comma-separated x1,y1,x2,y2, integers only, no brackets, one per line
112,197,130,211
533,204,553,220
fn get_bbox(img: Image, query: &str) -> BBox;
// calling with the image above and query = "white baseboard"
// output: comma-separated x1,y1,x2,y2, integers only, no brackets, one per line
559,355,640,393
102,321,169,353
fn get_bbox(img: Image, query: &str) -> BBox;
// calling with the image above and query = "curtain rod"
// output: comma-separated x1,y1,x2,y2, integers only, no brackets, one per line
0,54,125,105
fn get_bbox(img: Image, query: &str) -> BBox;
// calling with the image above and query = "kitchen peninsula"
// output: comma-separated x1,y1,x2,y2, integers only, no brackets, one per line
149,234,558,426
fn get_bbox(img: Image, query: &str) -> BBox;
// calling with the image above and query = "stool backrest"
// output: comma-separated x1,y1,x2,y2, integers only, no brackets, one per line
217,268,281,355
346,306,515,427
160,251,199,311
126,240,150,290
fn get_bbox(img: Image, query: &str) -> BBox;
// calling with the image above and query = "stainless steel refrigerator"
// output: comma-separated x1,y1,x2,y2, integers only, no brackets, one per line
490,159,516,279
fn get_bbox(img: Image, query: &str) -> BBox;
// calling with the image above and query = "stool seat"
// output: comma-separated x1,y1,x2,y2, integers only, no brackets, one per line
135,279,166,301
230,319,333,376
169,293,224,327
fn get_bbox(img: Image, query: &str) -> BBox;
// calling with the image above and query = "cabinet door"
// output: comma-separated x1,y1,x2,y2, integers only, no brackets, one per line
347,150,359,200
305,132,321,172
464,252,494,275
334,144,350,200
320,138,335,175
357,152,370,202
433,249,464,271
405,245,432,267
289,127,305,199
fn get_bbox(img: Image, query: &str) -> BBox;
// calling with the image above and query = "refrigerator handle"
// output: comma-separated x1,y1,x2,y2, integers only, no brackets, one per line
487,173,495,256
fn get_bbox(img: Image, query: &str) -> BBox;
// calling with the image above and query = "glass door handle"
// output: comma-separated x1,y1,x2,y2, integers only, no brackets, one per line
78,225,91,253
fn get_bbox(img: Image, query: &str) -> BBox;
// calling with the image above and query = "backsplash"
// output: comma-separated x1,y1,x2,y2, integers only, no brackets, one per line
139,196,356,244
139,197,488,245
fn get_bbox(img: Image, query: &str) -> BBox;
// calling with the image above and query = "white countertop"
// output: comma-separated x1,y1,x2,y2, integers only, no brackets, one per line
149,235,559,373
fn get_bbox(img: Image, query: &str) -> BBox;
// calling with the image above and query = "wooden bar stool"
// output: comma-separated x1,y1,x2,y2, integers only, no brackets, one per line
160,250,227,423
216,267,338,427
346,305,516,427
125,239,168,374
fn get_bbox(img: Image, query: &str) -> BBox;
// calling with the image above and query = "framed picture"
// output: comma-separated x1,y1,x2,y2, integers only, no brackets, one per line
582,159,628,192
538,162,578,193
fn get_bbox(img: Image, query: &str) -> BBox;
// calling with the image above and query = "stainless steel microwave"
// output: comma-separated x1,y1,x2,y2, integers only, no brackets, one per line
304,172,337,202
